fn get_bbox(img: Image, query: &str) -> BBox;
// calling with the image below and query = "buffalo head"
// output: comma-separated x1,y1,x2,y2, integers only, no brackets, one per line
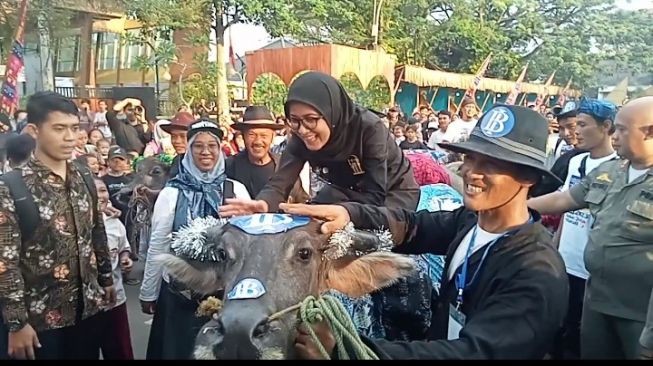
156,214,414,360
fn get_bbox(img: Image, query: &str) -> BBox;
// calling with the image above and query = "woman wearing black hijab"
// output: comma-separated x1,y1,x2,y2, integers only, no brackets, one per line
220,71,420,215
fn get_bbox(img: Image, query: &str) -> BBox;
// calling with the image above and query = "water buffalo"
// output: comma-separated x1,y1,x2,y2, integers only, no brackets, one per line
118,156,172,256
157,215,415,360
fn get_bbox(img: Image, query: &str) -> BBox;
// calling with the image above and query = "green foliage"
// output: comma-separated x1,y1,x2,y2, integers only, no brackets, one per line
121,0,206,71
272,0,653,91
183,54,218,103
0,0,76,53
251,74,288,115
339,74,391,111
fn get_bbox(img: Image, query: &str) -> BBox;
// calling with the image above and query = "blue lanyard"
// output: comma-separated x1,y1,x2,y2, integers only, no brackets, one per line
455,217,533,309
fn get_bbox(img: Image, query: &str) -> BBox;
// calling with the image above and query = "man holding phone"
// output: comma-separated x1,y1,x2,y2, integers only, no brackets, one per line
107,98,150,155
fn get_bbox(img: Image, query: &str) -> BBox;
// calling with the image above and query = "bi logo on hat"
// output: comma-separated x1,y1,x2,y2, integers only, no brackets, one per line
561,101,577,114
480,106,515,138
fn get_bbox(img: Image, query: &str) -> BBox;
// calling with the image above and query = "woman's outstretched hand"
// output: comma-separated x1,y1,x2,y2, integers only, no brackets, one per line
279,203,350,235
219,199,268,217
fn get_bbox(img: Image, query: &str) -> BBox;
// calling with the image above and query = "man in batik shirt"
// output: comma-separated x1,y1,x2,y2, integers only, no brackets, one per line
0,92,115,360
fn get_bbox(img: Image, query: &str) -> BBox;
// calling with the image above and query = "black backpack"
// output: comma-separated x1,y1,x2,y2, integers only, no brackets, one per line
0,161,97,242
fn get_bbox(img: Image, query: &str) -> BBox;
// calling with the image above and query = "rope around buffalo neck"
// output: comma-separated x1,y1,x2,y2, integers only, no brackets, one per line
268,295,379,360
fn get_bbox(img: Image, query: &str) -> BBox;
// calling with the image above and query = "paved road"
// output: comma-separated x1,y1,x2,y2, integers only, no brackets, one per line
123,259,152,360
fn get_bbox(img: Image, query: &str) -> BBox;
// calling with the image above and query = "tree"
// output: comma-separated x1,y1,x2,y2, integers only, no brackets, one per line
273,0,653,91
250,74,287,115
121,0,207,107
123,0,301,117
339,74,391,111
197,0,302,117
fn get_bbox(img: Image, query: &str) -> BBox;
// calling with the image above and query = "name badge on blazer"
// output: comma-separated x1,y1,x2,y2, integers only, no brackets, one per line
347,155,365,176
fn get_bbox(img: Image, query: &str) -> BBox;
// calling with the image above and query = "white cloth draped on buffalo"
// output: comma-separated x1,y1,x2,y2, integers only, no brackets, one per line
327,184,461,340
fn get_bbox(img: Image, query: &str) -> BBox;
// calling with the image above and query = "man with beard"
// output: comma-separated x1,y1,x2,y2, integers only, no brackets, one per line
226,106,308,202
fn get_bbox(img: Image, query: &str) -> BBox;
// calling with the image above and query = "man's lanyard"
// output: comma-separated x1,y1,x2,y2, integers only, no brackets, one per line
455,216,534,309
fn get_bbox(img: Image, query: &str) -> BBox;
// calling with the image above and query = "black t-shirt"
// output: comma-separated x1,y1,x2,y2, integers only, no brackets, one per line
102,173,134,223
226,152,276,198
399,140,428,150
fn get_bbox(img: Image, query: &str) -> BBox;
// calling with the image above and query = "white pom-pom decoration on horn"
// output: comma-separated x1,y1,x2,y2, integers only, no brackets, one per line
324,222,394,260
171,216,227,261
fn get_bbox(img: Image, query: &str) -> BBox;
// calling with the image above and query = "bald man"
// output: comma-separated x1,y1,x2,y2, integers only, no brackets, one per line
528,96,653,359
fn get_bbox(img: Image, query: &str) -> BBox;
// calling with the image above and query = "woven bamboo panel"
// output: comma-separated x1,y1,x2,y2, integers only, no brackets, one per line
245,44,396,98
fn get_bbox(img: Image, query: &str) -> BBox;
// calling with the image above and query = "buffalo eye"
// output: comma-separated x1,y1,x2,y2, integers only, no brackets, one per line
217,248,228,261
150,167,162,175
298,248,312,261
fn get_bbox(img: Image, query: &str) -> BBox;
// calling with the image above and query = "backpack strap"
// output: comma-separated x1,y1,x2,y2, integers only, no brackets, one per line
554,138,563,156
73,160,98,200
0,170,39,242
72,160,99,224
223,180,235,203
578,155,589,179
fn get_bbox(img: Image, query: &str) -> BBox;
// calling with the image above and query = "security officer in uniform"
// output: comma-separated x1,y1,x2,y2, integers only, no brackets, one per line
529,96,653,359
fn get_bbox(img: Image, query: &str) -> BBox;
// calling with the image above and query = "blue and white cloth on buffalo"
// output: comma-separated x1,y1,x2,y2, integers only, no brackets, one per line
328,184,463,340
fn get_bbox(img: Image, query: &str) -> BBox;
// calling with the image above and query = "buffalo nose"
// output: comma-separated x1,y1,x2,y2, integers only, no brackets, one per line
219,306,272,359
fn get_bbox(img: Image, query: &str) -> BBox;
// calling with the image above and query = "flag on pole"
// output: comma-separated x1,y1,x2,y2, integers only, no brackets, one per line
455,53,492,114
228,28,236,70
557,78,573,106
534,70,556,108
0,0,29,118
463,53,492,100
505,62,530,105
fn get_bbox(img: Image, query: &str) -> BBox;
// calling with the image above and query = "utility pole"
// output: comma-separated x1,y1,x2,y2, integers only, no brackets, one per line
213,0,230,119
37,10,54,91
371,0,385,50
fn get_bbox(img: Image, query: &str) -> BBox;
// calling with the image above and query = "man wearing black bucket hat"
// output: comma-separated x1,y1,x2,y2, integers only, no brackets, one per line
283,104,569,359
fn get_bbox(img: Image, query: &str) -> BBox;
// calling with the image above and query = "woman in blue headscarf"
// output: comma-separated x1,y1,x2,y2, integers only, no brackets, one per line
140,120,250,360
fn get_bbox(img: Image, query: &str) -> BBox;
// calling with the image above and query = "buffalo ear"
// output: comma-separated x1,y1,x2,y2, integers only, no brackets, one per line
319,252,415,298
156,254,226,295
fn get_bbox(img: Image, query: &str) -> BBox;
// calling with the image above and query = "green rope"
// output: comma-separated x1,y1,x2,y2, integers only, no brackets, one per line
298,295,379,360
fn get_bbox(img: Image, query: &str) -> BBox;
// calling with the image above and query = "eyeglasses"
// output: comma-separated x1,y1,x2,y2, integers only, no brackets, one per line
286,115,323,131
191,143,220,153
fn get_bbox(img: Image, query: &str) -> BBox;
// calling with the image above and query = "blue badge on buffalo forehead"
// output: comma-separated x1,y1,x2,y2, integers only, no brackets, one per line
480,106,515,138
229,214,310,235
227,278,266,300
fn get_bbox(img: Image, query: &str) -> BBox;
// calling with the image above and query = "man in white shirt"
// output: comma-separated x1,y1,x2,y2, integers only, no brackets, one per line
427,110,453,148
529,96,653,359
547,102,579,168
545,112,560,156
552,98,618,360
94,100,112,139
444,98,479,143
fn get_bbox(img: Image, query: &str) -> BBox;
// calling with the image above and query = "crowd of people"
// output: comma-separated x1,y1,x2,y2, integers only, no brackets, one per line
0,69,651,360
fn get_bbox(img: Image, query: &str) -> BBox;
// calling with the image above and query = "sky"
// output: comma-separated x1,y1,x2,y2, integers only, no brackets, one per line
224,0,653,59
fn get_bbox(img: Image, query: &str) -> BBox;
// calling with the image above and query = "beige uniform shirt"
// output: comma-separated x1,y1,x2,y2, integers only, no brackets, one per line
569,159,653,322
